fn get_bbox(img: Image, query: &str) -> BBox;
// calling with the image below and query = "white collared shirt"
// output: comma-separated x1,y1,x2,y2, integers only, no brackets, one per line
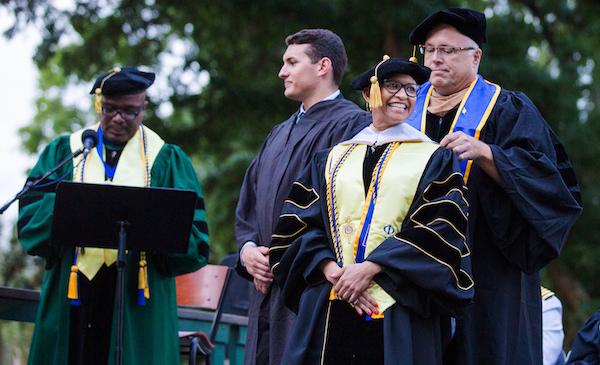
542,295,564,365
299,89,340,114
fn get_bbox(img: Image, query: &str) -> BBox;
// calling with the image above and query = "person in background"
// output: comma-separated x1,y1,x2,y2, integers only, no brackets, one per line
542,287,566,365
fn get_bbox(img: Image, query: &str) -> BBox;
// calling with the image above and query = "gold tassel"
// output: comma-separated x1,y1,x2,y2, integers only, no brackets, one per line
67,265,79,300
95,66,122,115
138,258,146,290
369,76,383,109
369,55,390,109
94,88,103,115
409,45,418,63
138,251,150,302
144,262,150,299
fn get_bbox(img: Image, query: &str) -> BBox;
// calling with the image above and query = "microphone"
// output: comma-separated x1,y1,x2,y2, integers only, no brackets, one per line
1,129,99,214
81,129,98,158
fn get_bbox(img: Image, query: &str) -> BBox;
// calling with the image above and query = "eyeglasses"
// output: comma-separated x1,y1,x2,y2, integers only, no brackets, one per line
381,79,419,97
419,45,477,56
102,105,143,121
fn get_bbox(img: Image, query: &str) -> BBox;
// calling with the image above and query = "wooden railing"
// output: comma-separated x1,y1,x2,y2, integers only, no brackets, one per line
0,286,247,365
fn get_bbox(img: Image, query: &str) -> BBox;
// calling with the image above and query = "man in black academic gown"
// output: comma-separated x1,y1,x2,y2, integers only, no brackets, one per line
405,8,583,365
235,29,368,365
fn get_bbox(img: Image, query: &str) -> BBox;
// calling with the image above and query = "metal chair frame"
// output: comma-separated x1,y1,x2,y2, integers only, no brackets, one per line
177,265,233,365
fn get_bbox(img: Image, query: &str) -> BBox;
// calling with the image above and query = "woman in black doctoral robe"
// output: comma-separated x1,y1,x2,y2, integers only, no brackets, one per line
269,57,474,365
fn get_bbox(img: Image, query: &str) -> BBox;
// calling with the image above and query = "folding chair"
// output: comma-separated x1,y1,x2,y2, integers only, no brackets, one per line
177,264,232,365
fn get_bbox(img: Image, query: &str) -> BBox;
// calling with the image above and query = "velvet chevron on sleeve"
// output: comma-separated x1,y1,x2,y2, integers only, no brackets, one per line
368,148,473,318
270,151,333,313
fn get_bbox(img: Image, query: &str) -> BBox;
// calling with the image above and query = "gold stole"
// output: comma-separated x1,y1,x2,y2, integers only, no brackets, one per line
69,124,165,280
427,87,469,116
325,142,438,313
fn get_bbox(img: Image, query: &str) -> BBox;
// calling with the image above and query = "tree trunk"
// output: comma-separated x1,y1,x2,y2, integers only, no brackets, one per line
547,260,589,347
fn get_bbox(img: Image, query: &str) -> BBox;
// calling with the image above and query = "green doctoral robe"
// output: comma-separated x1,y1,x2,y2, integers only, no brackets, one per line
18,135,209,365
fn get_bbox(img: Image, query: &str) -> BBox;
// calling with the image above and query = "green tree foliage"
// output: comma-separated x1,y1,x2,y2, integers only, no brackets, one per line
2,0,600,346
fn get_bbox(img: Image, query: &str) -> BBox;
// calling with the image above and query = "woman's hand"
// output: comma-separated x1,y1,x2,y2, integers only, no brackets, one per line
335,261,382,314
353,290,379,317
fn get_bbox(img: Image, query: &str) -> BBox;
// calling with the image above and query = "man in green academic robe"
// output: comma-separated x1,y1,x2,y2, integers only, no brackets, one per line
18,66,209,365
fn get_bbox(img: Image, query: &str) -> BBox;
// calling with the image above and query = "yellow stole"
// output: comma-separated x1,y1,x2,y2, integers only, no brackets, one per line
69,123,165,280
325,141,438,313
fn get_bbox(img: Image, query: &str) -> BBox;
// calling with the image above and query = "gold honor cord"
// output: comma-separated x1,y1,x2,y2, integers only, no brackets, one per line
326,144,357,265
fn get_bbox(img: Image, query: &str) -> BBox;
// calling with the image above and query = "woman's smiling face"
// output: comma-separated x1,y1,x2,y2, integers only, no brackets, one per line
364,73,417,131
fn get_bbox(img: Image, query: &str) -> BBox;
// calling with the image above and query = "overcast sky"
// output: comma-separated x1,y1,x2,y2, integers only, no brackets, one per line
0,9,39,247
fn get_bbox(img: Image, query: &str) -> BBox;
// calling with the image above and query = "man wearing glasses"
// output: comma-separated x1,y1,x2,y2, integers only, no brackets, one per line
18,66,209,365
406,8,582,365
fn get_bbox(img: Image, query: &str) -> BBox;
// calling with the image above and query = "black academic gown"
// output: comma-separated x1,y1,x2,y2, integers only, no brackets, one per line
235,96,369,365
425,90,583,365
566,310,600,364
270,145,474,365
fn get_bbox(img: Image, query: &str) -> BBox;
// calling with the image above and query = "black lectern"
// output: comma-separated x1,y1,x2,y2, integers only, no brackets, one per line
51,181,197,365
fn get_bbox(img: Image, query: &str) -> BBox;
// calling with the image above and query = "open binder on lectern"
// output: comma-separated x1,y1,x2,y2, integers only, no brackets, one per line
50,181,198,365
50,181,197,254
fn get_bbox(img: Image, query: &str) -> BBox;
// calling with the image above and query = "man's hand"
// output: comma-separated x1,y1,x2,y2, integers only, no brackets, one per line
254,277,271,295
440,131,501,184
334,261,382,315
241,245,273,293
440,131,490,161
321,260,344,285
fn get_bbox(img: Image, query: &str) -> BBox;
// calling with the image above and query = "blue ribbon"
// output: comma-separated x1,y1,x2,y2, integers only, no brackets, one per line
406,75,499,175
137,289,146,306
355,145,392,263
96,127,117,180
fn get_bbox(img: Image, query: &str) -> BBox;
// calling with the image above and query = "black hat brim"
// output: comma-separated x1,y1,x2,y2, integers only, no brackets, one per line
90,67,156,96
351,58,431,90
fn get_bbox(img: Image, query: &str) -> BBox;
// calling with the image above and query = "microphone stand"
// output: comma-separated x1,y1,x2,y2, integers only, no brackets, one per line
0,147,84,215
114,220,129,365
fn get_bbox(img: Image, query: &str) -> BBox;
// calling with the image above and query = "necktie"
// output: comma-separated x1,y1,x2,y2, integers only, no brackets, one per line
295,111,305,124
